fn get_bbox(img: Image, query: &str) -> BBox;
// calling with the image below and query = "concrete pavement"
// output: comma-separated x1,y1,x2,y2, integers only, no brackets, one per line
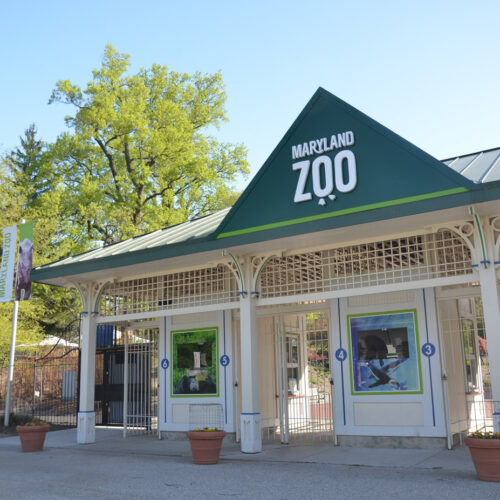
0,428,498,499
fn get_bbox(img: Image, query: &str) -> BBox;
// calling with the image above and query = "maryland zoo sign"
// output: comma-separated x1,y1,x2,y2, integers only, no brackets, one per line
292,130,357,206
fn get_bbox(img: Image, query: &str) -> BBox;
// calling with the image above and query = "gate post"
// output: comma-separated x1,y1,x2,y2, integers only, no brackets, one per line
73,281,102,444
475,217,500,417
78,309,97,443
239,258,262,453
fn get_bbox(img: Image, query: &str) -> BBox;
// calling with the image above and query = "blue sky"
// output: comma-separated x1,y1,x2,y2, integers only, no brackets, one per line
1,1,499,190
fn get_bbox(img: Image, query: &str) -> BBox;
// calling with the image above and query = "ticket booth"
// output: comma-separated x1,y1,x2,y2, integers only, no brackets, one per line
32,87,500,451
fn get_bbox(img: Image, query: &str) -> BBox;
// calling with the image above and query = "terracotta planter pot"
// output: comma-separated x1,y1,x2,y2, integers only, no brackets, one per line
465,437,500,481
186,430,226,465
16,424,50,452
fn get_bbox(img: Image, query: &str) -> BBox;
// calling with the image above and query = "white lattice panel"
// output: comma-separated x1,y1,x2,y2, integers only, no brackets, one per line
259,231,472,299
100,265,238,316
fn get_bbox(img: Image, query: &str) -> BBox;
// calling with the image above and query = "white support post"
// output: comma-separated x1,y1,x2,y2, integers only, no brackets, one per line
123,327,129,438
239,259,262,453
476,217,500,426
77,310,97,444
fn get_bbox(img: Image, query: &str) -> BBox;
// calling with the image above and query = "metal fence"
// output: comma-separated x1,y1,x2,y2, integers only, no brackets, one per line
0,348,80,426
467,399,498,434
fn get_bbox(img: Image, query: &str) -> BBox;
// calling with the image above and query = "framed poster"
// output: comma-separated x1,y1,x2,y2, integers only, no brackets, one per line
171,327,219,397
348,310,422,395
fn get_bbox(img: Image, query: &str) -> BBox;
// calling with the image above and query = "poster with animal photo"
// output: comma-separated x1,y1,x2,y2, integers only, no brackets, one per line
348,310,422,395
171,327,219,397
15,221,34,301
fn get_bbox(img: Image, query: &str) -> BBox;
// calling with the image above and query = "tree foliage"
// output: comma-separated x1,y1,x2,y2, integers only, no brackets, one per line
0,47,248,359
50,45,249,245
0,126,81,360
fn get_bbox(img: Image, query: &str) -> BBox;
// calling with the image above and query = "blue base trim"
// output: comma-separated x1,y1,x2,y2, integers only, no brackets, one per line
78,410,96,414
241,412,261,415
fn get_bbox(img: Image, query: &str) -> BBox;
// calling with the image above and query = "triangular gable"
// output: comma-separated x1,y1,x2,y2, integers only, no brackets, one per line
215,88,475,239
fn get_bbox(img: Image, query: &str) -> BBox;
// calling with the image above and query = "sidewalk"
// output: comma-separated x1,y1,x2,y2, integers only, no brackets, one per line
0,428,497,499
0,427,475,471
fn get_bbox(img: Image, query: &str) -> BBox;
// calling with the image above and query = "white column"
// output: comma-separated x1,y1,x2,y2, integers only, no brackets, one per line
239,259,261,453
477,218,500,423
77,310,97,444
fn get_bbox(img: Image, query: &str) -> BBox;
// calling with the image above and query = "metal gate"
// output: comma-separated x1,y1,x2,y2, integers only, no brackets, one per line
95,347,126,425
438,295,492,445
95,327,158,436
260,311,333,443
123,328,159,436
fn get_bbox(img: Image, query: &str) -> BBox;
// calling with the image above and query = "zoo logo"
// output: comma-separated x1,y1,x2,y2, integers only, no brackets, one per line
293,151,357,207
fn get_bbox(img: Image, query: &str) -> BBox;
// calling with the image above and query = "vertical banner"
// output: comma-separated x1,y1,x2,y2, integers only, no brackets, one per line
0,225,17,302
15,221,34,301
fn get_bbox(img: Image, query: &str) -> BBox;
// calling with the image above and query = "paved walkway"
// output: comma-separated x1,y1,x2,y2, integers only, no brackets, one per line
0,428,498,499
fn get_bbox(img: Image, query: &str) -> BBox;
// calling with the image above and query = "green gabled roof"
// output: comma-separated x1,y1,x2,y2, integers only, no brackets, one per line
214,87,475,239
32,88,499,283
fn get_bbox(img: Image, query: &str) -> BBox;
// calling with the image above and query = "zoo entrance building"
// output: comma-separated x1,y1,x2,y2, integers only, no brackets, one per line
32,88,500,452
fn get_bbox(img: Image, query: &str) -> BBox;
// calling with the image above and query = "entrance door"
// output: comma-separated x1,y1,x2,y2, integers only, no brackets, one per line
124,328,159,436
261,311,333,443
94,327,159,435
95,346,126,425
438,296,491,442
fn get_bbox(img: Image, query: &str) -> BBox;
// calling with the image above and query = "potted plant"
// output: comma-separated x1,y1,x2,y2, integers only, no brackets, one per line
16,419,50,452
465,430,500,481
186,426,226,464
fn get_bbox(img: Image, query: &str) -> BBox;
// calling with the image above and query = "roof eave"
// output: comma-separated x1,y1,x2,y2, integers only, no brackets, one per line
31,183,500,285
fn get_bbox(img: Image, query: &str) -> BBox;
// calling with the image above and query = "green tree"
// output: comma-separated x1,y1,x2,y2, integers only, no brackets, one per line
50,44,249,245
0,47,247,358
0,126,80,361
6,124,55,208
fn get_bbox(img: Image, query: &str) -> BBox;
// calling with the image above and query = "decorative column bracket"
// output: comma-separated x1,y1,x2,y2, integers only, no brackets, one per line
251,252,282,297
488,215,500,269
69,280,110,316
222,251,246,297
469,207,489,269
433,211,487,270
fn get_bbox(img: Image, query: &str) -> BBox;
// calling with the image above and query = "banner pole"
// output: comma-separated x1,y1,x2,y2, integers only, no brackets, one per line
4,299,19,427
4,219,26,428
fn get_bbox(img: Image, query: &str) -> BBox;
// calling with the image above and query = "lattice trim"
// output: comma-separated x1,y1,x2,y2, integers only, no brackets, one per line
259,231,472,298
100,264,238,316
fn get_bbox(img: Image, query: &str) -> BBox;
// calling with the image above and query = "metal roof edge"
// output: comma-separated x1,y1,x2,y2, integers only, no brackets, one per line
30,233,220,282
441,146,500,163
215,186,490,243
32,209,229,274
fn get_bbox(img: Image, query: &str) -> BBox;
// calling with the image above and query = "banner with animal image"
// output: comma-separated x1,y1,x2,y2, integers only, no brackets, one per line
0,225,17,303
171,327,219,397
15,221,34,301
348,310,422,395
